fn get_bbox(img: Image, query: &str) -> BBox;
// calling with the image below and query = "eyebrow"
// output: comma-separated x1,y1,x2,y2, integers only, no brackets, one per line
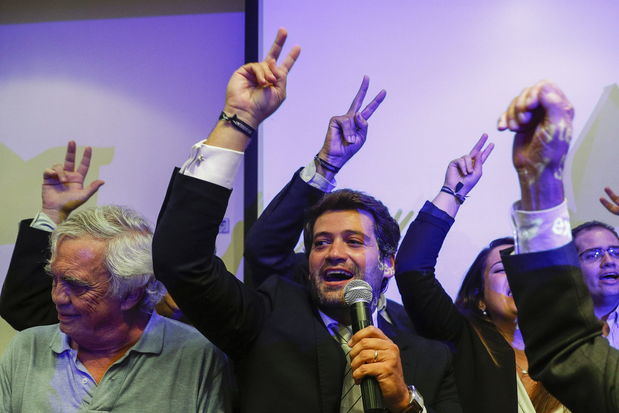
313,230,371,239
48,268,92,287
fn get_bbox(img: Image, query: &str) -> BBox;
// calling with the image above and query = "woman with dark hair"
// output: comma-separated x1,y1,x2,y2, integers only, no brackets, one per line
394,137,568,413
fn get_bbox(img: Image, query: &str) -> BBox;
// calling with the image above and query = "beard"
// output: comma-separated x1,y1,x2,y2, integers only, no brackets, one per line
308,263,382,313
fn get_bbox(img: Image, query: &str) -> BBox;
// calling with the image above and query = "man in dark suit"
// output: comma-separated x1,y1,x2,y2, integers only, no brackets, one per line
153,29,460,413
498,80,619,412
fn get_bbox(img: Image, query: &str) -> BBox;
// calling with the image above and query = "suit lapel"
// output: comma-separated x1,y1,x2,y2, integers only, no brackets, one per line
380,305,412,350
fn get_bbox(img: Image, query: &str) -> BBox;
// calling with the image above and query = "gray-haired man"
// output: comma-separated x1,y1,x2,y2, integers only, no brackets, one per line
0,205,232,412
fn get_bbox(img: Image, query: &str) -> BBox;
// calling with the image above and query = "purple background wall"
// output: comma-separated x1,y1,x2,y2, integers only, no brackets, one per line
259,0,619,301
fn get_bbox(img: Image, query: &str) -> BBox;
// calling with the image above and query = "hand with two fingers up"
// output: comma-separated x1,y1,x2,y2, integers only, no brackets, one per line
42,140,104,225
223,28,301,130
600,187,619,216
315,76,387,179
434,133,494,217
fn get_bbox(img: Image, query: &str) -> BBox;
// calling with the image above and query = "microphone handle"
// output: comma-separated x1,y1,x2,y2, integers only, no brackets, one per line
350,302,386,413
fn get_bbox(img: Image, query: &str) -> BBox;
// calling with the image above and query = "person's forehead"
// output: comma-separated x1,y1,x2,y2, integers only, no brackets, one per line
484,244,513,270
575,227,619,250
313,209,376,235
53,237,107,274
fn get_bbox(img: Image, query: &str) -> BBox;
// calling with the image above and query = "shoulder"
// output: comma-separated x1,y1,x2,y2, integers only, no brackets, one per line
13,324,58,343
257,271,310,297
3,324,59,359
161,316,216,345
160,316,227,352
157,316,230,368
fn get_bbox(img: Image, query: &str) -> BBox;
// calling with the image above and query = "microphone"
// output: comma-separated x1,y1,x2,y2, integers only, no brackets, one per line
344,279,386,412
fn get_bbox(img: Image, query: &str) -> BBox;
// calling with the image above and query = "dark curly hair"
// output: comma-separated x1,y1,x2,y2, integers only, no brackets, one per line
303,189,400,260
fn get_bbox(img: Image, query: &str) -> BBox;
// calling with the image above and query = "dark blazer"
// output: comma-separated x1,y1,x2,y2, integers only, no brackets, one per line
504,243,619,413
153,171,461,413
0,220,57,330
395,202,518,413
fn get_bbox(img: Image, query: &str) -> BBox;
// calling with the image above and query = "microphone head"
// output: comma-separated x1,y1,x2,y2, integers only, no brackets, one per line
344,279,373,306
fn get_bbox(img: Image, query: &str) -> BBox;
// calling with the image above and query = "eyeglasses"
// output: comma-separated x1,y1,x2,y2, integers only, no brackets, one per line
578,246,619,263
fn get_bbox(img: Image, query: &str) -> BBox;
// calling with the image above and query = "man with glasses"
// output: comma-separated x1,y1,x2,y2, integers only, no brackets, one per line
572,221,619,349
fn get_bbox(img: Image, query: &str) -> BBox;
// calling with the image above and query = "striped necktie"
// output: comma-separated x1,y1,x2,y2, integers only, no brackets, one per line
329,323,364,413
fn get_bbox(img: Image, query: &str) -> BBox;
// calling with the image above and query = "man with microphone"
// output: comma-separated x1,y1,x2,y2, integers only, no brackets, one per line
153,28,460,413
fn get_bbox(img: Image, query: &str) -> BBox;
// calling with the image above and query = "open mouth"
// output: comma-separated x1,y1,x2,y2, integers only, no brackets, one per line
600,272,619,281
323,269,354,282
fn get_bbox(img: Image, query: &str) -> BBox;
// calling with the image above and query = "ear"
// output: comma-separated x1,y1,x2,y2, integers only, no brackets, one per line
121,288,144,311
478,300,486,312
381,256,395,279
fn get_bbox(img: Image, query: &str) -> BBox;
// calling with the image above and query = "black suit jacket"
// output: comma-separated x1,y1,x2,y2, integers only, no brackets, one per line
504,243,619,413
153,171,461,413
0,220,57,330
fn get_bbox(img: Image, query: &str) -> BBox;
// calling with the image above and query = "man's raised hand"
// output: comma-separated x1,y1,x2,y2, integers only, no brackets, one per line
42,141,104,224
223,28,301,129
317,76,386,171
498,81,573,210
497,81,574,184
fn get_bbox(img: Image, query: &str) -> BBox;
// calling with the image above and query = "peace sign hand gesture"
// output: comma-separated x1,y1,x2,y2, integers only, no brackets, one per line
223,28,301,128
317,76,386,171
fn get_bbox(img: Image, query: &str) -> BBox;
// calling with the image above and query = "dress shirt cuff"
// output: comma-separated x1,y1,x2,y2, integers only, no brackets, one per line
180,141,244,189
299,159,336,192
30,211,57,232
511,198,572,254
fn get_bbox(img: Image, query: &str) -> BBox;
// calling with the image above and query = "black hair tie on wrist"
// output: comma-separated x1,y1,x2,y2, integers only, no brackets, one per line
441,185,467,204
219,111,255,137
314,155,341,173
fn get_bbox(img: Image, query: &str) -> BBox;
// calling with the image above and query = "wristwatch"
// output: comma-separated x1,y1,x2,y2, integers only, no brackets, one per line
405,384,424,413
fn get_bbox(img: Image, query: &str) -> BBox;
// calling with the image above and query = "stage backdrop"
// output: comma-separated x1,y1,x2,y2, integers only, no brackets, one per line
257,0,619,302
0,8,244,345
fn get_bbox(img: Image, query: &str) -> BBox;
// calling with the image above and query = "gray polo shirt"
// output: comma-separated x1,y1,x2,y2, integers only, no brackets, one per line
0,312,232,412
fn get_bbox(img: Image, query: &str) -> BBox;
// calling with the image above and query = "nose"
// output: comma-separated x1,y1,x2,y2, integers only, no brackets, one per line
600,250,617,267
325,239,347,262
51,280,70,306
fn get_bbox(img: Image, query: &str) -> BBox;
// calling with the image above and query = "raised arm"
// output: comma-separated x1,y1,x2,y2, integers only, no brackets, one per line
395,134,493,343
499,81,619,412
153,29,302,356
244,76,386,286
0,141,103,330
